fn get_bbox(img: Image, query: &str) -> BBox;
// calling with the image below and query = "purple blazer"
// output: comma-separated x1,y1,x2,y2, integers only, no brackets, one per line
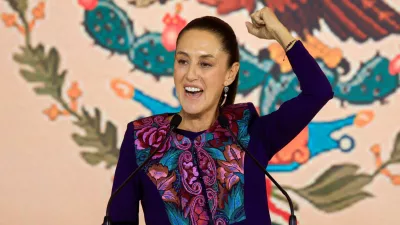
108,40,334,225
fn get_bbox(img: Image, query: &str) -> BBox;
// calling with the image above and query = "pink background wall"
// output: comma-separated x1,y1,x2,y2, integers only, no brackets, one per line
1,0,400,224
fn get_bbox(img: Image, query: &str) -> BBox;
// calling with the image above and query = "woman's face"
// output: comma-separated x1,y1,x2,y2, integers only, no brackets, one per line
173,29,238,116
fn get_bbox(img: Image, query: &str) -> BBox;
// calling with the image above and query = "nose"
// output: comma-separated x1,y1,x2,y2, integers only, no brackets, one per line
186,64,199,81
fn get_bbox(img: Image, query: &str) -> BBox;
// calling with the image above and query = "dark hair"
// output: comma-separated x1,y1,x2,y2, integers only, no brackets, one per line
176,16,240,107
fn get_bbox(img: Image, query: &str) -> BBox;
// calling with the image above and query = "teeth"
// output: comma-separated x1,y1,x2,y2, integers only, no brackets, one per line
185,87,201,92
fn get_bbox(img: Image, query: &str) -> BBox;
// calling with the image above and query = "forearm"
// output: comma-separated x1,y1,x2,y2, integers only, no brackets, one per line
271,24,333,96
271,25,297,52
272,24,333,97
254,33,334,160
285,40,334,98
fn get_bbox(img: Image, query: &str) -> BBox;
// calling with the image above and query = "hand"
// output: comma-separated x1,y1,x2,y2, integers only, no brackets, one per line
245,7,296,50
245,7,284,40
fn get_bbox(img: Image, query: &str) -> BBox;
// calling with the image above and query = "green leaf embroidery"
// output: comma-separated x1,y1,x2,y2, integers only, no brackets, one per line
160,148,183,171
8,9,120,169
13,44,66,99
72,107,119,167
295,164,373,212
5,0,28,15
205,148,226,161
164,202,189,225
80,152,103,166
234,172,245,183
300,164,360,193
223,184,245,222
20,69,47,82
136,150,150,167
314,191,373,213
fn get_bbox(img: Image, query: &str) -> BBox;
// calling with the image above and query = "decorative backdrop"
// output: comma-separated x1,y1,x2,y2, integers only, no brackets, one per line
1,0,400,224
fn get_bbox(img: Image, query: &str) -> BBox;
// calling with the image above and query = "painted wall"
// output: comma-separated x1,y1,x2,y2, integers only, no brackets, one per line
1,0,399,224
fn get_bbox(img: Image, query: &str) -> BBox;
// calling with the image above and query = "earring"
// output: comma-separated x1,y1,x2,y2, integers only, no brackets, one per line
221,86,229,106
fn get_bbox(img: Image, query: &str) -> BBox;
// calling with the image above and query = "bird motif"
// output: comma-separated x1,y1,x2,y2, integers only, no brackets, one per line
197,0,400,74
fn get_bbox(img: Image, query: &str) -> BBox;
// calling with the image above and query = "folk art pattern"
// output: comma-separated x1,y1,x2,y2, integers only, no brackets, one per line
1,0,400,224
133,103,252,224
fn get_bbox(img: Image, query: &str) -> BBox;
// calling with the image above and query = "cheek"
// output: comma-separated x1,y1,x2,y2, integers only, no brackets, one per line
173,65,186,83
204,69,225,94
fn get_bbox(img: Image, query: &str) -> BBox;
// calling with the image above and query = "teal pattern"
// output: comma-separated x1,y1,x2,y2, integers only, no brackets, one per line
132,103,256,225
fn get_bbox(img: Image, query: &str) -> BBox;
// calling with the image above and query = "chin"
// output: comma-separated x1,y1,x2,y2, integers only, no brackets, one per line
181,102,205,116
178,90,217,116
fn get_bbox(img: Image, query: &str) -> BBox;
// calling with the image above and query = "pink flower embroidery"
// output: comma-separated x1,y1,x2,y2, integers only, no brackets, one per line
209,109,243,147
217,144,245,191
183,161,199,185
208,125,231,148
148,164,179,205
135,125,171,159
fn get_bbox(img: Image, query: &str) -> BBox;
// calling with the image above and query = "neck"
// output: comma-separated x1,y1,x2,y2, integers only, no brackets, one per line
178,106,219,132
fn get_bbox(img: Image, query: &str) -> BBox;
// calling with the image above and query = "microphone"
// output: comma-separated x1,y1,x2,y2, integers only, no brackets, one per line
217,115,297,225
102,114,182,225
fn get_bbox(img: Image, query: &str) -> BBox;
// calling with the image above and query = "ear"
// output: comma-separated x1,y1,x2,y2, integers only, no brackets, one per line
224,62,240,86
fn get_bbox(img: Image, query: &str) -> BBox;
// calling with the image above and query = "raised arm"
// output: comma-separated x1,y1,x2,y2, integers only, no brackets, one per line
257,40,333,161
108,122,141,224
245,8,334,161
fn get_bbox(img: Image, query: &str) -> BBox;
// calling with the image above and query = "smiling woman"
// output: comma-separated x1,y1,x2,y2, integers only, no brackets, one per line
107,7,334,225
173,18,240,132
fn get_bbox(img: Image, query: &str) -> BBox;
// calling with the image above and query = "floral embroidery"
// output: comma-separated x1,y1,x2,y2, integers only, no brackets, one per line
217,144,244,191
179,151,202,195
189,195,210,225
148,164,180,205
133,103,254,225
135,125,171,159
208,125,231,148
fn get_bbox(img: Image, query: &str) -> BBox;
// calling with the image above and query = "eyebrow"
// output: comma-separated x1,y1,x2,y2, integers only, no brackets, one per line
176,51,215,59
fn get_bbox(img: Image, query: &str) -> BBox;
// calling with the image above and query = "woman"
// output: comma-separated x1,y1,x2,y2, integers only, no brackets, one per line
108,6,333,225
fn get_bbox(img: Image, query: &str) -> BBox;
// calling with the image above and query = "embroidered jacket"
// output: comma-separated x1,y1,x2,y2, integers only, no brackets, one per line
108,41,334,225
133,102,256,225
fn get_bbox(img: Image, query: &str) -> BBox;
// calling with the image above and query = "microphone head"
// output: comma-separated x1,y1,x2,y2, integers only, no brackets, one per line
170,114,182,129
217,114,229,128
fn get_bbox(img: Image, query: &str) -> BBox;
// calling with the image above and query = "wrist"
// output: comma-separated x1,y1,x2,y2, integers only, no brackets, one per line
271,25,296,50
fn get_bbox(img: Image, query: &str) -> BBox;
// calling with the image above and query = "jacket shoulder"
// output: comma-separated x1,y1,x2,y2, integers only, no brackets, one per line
221,102,259,116
220,102,259,127
130,113,171,130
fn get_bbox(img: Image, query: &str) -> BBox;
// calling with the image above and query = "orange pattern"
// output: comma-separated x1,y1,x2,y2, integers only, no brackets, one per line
43,81,82,121
371,144,400,185
269,127,310,165
1,1,45,35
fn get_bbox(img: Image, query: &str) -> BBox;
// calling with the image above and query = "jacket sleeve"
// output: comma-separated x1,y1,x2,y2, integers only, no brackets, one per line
249,40,334,162
108,122,141,225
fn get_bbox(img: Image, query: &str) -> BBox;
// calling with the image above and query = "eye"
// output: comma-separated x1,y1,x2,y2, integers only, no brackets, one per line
200,62,212,68
178,59,187,64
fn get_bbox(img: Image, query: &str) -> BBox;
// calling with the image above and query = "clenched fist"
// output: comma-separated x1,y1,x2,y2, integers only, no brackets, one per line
246,6,286,39
245,6,296,51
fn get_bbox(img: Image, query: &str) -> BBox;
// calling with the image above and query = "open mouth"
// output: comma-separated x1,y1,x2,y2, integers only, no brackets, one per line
185,86,203,98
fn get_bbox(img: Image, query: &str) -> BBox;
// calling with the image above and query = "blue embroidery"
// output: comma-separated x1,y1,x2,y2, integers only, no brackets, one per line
133,104,254,224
